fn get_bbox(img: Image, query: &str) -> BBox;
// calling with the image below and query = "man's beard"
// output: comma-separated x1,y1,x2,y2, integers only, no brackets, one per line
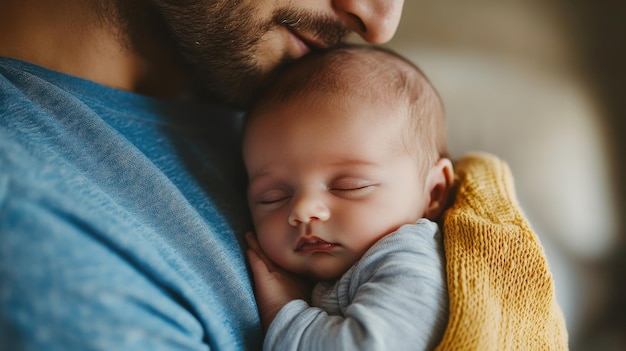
149,1,265,107
113,0,348,107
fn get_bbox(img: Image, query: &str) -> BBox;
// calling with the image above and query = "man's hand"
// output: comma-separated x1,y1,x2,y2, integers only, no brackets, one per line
245,233,313,333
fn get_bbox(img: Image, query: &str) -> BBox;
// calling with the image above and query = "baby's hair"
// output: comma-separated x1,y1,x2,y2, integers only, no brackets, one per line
248,44,448,176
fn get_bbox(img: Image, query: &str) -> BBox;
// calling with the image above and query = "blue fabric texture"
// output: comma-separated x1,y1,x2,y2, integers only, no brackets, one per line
0,57,262,350
264,219,448,351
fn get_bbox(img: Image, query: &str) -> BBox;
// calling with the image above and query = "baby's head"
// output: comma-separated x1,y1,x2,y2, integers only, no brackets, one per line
248,44,449,177
243,45,453,280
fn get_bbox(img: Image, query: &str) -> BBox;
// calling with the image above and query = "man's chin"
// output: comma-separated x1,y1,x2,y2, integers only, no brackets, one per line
188,47,301,108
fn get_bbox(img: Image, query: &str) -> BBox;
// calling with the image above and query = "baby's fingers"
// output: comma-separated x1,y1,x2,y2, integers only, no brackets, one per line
245,232,262,252
246,248,270,277
245,232,279,272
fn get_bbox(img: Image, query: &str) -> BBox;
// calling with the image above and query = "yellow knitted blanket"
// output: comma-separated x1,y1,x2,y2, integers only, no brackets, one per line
436,153,568,350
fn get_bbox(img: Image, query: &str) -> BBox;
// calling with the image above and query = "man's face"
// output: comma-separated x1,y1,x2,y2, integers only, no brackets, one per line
148,0,404,106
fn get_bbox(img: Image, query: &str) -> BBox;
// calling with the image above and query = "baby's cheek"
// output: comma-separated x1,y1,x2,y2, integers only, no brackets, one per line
257,227,291,266
350,215,390,243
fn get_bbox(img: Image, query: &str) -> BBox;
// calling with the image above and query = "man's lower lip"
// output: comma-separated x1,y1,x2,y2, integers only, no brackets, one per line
286,28,311,58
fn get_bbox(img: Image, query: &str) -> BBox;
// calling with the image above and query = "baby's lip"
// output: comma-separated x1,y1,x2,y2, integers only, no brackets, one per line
295,236,339,253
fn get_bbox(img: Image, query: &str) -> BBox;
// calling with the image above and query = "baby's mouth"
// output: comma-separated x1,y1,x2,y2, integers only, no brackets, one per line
295,236,339,253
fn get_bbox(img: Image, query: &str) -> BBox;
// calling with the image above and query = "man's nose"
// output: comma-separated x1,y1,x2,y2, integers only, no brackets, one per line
334,0,404,44
288,192,331,226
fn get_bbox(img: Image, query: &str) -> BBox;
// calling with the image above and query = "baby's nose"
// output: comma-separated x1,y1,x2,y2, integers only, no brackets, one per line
287,192,330,226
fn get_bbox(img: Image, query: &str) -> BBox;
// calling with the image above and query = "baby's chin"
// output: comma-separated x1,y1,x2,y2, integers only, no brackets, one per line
302,266,346,282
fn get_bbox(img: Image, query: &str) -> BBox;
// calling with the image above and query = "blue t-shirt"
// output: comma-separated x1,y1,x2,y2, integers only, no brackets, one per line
0,57,262,350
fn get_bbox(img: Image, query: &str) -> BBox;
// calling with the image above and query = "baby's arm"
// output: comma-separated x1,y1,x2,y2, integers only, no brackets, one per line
245,233,313,332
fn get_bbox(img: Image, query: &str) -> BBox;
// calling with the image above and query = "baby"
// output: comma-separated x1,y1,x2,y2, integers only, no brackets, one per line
243,44,453,350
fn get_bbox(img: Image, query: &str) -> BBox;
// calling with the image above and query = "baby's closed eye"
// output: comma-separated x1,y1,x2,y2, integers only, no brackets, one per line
254,189,292,206
329,179,378,199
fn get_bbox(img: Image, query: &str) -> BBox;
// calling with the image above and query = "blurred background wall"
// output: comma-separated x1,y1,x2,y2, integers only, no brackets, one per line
384,1,625,349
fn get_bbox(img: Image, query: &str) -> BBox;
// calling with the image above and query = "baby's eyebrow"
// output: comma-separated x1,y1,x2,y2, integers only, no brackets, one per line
247,171,272,186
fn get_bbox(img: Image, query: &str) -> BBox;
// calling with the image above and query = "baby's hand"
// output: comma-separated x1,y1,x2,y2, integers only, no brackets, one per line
245,233,313,332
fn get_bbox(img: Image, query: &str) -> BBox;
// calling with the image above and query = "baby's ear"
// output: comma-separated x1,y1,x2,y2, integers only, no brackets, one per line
424,158,454,221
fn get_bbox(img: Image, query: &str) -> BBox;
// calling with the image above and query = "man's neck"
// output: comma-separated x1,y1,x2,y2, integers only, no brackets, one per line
0,0,186,99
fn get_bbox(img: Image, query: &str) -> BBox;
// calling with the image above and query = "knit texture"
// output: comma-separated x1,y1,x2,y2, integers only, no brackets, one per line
435,152,568,350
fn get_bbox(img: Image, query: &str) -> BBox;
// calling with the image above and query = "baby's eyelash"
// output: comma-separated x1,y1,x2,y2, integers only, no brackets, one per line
253,188,292,206
331,185,371,192
330,185,376,198
257,196,290,205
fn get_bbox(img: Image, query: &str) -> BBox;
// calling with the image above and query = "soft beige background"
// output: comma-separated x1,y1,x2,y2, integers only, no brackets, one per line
384,1,624,349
